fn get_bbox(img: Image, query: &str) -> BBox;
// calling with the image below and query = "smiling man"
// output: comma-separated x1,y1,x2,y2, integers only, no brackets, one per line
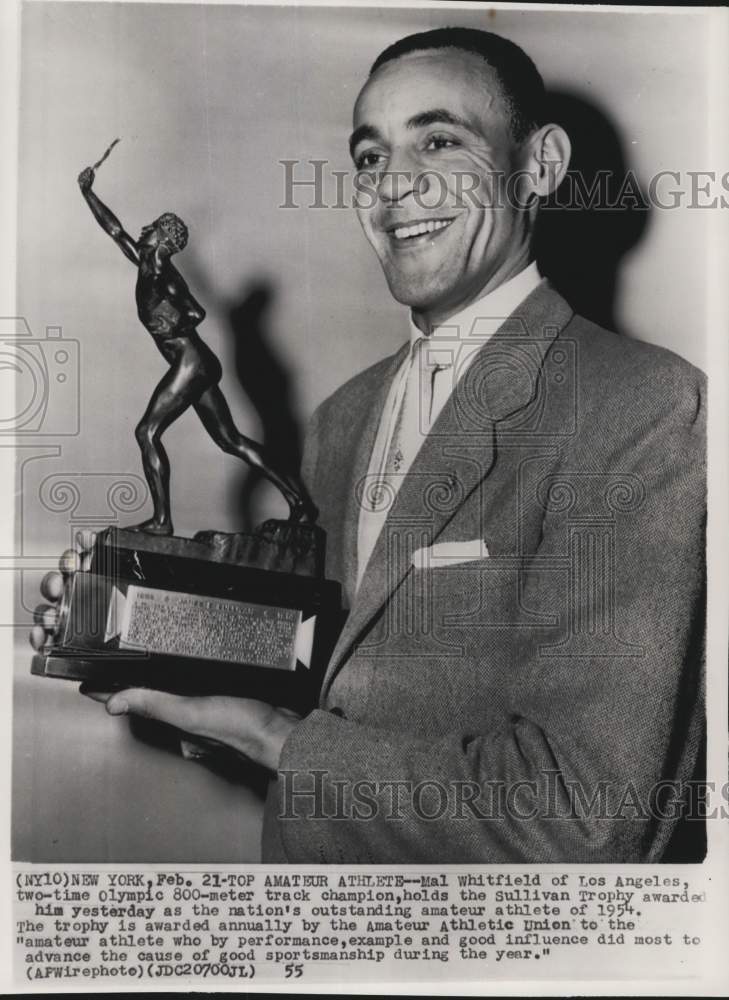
35,27,706,863
349,32,561,328
258,28,705,863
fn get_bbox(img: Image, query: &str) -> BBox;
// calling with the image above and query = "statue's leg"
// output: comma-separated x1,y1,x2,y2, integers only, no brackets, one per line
129,365,196,534
194,385,317,522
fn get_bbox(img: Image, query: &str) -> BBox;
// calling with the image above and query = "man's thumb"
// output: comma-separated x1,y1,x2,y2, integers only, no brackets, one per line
106,689,198,731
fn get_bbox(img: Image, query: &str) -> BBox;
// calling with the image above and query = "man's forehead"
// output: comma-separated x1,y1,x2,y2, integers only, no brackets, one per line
353,48,501,128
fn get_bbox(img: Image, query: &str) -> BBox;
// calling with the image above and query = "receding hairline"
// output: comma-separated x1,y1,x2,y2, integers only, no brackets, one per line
353,46,513,133
363,29,546,142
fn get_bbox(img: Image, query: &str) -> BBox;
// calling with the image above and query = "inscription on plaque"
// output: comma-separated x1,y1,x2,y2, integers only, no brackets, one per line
119,585,301,670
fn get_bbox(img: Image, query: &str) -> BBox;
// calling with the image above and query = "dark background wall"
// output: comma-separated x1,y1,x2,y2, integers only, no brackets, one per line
12,2,711,861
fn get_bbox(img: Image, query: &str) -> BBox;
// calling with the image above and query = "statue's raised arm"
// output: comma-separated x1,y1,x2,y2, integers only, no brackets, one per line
78,155,139,266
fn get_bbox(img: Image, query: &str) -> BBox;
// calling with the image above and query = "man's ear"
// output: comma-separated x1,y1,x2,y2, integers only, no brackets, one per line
520,123,571,200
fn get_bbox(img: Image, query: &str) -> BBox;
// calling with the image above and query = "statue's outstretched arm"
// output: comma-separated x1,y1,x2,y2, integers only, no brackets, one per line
78,166,139,265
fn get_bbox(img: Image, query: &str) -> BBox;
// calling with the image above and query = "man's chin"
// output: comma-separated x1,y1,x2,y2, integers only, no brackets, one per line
384,274,453,315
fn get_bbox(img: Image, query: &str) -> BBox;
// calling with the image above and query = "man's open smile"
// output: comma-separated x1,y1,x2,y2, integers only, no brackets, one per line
386,216,457,248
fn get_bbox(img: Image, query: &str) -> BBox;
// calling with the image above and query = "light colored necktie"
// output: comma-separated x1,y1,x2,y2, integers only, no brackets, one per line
382,337,454,480
356,338,433,590
382,336,428,482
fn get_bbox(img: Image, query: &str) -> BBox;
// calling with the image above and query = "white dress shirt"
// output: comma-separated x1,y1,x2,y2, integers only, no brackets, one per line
356,262,542,590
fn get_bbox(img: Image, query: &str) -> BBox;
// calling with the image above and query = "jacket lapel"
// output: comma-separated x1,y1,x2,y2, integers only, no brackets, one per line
321,281,574,697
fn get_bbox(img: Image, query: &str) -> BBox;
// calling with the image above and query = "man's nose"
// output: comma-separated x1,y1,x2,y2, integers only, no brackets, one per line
377,149,430,204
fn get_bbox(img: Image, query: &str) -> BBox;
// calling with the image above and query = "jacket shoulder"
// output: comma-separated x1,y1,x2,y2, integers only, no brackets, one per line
313,347,404,425
564,314,705,427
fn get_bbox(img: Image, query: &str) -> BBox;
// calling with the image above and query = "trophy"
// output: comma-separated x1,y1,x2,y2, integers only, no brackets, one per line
31,142,341,711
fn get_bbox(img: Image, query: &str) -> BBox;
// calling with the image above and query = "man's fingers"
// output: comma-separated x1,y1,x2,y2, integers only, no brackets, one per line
31,537,95,657
59,549,81,576
30,594,61,650
40,571,64,603
58,545,92,576
29,625,47,651
75,529,96,553
33,603,58,630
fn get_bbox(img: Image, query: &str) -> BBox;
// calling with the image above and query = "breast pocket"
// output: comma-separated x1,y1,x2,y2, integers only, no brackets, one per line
422,559,522,628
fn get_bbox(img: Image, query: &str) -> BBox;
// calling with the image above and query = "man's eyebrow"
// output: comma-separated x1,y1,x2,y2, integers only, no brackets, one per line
406,108,482,136
349,109,483,158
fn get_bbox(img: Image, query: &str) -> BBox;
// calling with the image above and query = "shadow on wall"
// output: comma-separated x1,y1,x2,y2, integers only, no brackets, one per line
535,91,651,334
226,280,303,530
184,260,304,531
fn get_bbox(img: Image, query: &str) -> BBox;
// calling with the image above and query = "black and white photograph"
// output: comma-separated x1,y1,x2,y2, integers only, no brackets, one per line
4,0,727,991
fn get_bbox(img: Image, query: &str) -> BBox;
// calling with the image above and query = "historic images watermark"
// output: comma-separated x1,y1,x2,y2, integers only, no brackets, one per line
279,770,725,824
279,161,729,212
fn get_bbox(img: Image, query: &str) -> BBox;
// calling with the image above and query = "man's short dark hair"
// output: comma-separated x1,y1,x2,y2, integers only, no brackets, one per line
370,27,546,143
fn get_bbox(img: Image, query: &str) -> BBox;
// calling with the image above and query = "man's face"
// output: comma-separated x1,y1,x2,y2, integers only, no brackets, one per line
351,49,531,325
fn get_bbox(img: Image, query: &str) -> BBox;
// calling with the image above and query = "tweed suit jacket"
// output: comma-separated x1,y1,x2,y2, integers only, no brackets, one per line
261,281,706,863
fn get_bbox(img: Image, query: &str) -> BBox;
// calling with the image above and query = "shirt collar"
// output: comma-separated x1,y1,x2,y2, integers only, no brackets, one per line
408,261,542,351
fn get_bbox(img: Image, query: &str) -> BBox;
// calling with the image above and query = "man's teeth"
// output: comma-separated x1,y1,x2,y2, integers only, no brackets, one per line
392,219,452,240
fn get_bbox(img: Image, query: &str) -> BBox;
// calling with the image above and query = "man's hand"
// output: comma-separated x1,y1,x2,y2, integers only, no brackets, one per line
29,533,94,651
29,531,300,772
77,166,95,191
81,687,299,772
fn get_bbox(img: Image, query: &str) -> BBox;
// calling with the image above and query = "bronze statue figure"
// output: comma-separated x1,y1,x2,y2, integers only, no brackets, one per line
78,142,314,535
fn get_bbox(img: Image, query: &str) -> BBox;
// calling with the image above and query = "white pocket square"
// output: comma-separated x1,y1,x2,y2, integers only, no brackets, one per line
411,539,489,569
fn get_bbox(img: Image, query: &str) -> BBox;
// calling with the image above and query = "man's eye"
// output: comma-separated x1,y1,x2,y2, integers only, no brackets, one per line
425,135,459,151
355,151,385,170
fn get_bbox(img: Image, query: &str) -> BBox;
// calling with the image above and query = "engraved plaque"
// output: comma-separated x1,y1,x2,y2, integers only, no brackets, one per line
118,585,301,670
32,526,341,707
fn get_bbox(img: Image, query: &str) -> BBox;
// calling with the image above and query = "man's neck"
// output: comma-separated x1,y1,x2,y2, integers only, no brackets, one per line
411,252,534,334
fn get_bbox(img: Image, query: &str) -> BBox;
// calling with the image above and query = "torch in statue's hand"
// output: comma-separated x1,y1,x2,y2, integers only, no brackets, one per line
92,137,120,171
78,137,121,191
